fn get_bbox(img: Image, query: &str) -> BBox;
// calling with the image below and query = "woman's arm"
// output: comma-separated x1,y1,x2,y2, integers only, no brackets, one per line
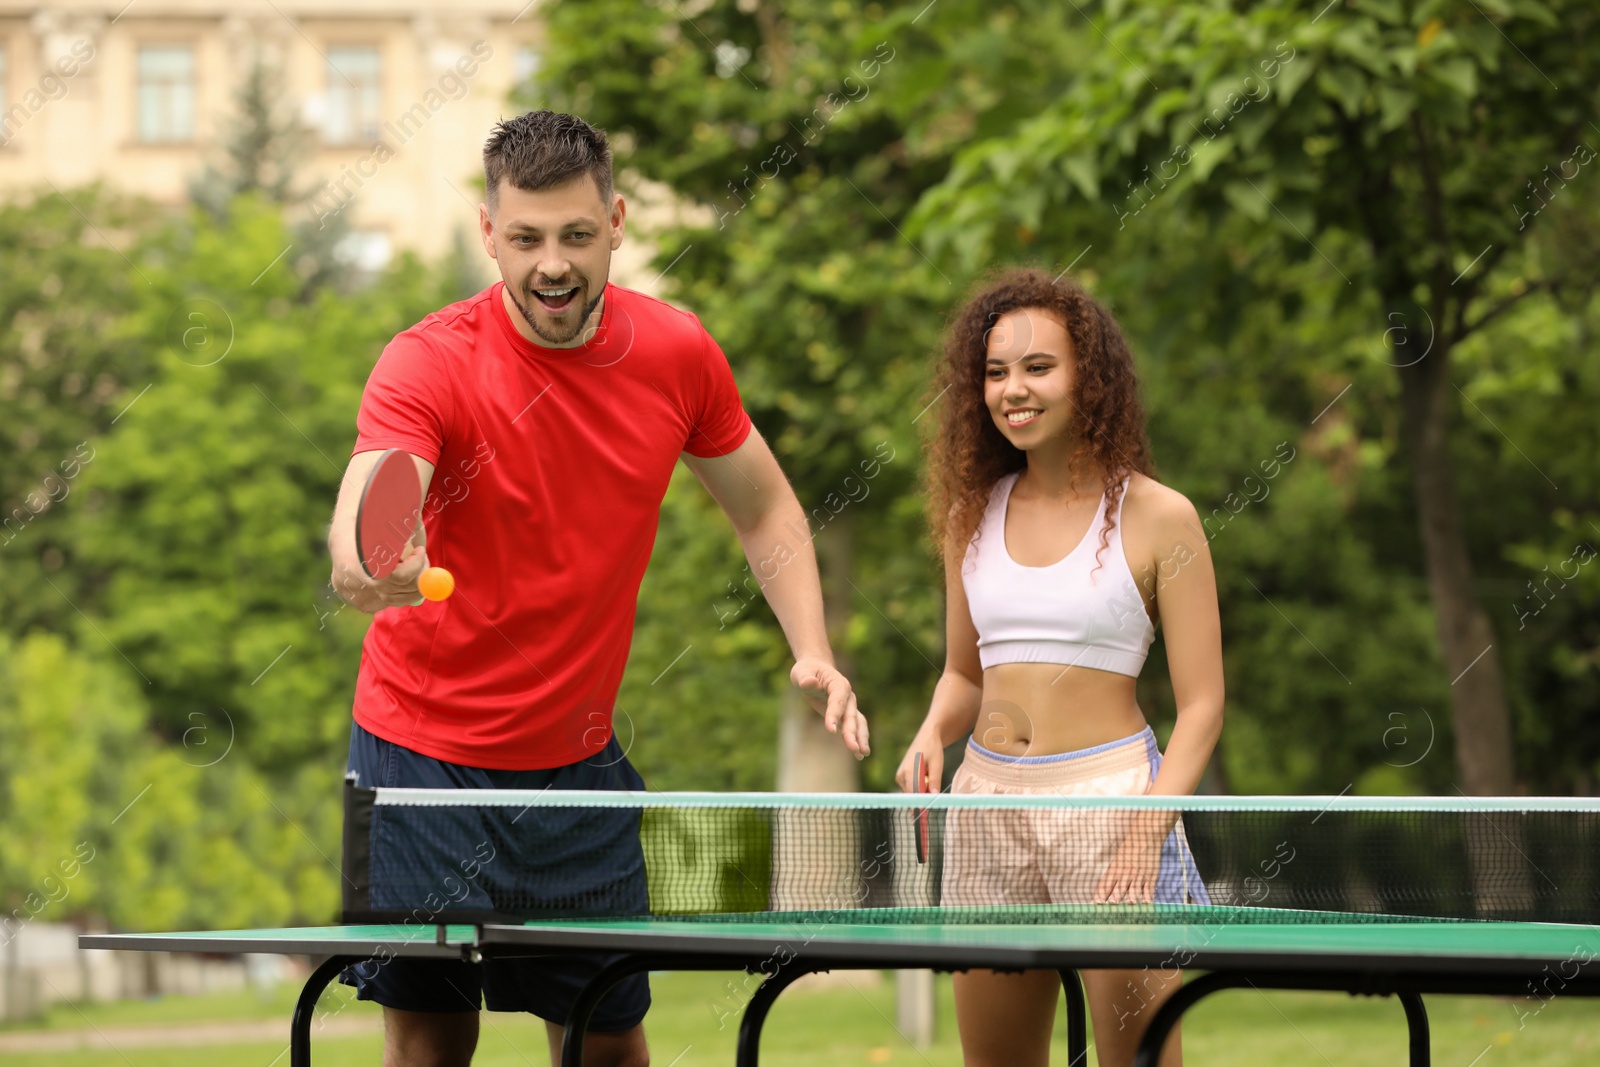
896,533,986,791
1095,490,1224,903
1143,492,1225,796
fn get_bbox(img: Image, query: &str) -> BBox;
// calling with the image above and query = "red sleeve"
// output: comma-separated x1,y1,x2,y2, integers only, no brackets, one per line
353,331,452,464
683,320,753,458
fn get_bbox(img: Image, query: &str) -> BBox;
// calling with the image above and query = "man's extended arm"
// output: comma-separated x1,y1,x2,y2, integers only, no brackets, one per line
327,450,437,613
681,428,869,759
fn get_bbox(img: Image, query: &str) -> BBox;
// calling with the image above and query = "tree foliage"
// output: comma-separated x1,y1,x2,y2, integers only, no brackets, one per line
2,193,458,929
542,0,1600,793
68,195,458,770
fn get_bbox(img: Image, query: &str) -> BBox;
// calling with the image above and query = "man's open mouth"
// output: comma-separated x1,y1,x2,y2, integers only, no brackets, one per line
532,285,579,313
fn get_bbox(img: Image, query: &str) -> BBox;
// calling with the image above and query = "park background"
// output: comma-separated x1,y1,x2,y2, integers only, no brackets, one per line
1,0,1598,1061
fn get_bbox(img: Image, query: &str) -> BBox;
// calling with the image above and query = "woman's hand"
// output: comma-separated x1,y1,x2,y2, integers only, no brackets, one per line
895,730,944,793
1093,814,1170,904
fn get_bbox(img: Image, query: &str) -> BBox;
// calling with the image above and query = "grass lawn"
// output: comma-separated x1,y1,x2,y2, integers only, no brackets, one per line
3,968,1597,1065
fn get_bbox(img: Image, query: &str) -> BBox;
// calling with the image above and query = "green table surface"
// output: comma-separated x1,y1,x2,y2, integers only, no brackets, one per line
80,905,1600,977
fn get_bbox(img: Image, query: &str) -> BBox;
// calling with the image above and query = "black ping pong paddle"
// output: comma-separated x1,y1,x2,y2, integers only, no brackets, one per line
913,751,930,865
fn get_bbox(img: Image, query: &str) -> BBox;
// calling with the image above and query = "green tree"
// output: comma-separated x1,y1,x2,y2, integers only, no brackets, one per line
906,0,1600,794
0,186,157,640
0,633,345,936
542,0,988,790
1,59,472,930
543,0,1600,796
0,634,144,930
69,195,455,772
187,46,353,297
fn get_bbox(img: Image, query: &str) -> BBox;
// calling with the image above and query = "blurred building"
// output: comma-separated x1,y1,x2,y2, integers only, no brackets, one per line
0,1,668,289
1,921,290,1023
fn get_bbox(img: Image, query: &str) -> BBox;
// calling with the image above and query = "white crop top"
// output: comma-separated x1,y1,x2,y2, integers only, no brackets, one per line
962,471,1155,676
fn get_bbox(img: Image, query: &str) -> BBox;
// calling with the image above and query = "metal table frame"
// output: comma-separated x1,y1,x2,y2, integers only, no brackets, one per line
84,923,1600,1067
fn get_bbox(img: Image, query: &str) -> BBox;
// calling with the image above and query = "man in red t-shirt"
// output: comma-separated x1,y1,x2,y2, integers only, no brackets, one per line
325,111,868,1067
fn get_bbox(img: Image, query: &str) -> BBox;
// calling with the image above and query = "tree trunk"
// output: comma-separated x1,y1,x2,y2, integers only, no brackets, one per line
772,509,860,915
2,929,15,1022
1395,340,1517,795
775,507,860,793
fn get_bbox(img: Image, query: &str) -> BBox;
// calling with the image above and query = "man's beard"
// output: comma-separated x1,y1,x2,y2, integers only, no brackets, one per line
515,282,606,346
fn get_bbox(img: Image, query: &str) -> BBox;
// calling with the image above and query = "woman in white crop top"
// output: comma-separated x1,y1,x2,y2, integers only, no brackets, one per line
896,268,1223,1067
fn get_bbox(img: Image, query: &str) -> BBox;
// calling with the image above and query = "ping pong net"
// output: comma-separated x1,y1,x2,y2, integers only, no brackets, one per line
341,777,1600,927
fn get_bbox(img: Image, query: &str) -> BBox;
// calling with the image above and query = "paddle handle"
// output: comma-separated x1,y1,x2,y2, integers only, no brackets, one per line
913,752,930,864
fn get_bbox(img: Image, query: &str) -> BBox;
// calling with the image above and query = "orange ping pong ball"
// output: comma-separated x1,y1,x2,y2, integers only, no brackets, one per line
418,567,455,601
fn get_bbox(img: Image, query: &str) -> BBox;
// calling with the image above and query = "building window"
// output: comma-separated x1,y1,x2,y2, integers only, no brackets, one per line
514,46,541,88
0,45,11,146
137,45,196,143
335,230,392,276
325,46,381,145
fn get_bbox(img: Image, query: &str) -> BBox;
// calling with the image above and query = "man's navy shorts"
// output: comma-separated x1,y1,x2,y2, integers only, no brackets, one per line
338,722,650,1029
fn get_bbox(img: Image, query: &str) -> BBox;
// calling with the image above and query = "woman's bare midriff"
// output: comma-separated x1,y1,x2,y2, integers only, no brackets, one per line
973,661,1148,757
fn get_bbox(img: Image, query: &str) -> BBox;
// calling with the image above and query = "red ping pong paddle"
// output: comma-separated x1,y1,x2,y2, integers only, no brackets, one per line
355,449,453,600
913,751,930,865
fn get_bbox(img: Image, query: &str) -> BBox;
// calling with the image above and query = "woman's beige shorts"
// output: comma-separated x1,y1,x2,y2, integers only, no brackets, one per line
941,726,1209,907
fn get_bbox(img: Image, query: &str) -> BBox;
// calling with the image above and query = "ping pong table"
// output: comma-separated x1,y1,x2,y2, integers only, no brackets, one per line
80,906,1600,1067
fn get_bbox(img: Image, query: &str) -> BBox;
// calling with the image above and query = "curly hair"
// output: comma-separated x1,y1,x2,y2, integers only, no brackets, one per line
920,267,1155,577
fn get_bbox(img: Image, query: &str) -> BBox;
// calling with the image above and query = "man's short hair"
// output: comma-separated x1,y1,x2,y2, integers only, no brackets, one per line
482,110,614,216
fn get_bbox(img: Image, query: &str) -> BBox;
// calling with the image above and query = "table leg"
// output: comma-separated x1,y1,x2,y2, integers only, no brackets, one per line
559,954,659,1067
291,955,366,1067
1132,972,1434,1067
1058,969,1088,1067
1132,972,1253,1067
1399,992,1431,1067
734,963,820,1067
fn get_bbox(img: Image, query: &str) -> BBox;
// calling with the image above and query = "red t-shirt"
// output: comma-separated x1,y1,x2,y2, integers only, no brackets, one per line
350,281,753,769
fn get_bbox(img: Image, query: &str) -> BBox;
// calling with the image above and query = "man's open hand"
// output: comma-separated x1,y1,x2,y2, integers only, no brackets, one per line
791,659,870,760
